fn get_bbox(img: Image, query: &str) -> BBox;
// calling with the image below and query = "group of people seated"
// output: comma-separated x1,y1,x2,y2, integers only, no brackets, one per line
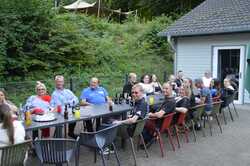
0,75,114,145
119,71,237,146
0,71,237,150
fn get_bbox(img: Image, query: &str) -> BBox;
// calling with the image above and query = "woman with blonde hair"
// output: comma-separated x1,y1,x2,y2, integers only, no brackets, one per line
183,78,196,107
24,81,52,138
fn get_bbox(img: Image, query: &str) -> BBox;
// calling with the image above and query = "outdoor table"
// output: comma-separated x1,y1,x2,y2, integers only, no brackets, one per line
24,103,132,137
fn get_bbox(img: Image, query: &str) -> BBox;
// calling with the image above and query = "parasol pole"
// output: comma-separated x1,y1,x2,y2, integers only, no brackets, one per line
97,0,101,17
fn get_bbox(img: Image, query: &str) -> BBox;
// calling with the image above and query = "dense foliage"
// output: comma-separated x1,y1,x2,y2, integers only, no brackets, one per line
61,0,205,19
0,0,175,104
0,0,55,81
106,0,205,19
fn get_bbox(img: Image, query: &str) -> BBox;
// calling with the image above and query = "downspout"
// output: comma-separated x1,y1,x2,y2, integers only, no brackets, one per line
167,35,177,75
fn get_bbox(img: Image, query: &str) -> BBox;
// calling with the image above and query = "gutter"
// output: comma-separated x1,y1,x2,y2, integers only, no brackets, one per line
167,35,176,52
167,35,177,75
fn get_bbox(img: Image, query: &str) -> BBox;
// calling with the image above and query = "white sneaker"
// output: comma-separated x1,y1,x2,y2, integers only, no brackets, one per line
209,116,213,121
100,147,114,155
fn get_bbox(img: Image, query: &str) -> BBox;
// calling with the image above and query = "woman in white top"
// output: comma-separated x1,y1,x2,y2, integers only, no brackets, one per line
139,74,154,95
202,71,212,88
151,74,162,93
0,104,25,147
168,74,178,96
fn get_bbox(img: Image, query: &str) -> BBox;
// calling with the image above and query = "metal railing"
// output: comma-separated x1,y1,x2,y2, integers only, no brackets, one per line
0,71,168,105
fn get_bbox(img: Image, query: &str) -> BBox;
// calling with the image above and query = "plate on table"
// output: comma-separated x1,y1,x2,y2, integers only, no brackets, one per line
34,113,57,122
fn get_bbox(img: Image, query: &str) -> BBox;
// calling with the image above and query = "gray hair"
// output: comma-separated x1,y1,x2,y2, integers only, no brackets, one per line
55,75,64,81
132,84,143,92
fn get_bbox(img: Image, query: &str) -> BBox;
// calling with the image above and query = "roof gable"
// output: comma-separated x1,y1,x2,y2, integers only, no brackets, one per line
160,0,250,37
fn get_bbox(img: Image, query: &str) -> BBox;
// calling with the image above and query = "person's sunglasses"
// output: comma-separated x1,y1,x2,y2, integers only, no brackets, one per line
37,89,45,91
132,91,139,94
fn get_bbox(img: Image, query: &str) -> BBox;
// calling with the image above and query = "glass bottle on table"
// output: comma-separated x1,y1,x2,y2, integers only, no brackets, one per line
119,94,123,104
109,101,114,112
124,93,130,104
72,101,75,115
114,93,118,104
64,104,68,119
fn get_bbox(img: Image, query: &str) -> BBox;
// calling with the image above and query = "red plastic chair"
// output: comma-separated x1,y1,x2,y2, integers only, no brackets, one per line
150,112,176,158
174,111,189,148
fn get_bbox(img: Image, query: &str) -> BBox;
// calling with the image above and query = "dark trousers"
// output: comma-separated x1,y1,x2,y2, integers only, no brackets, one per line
32,130,39,140
85,118,101,132
68,123,76,135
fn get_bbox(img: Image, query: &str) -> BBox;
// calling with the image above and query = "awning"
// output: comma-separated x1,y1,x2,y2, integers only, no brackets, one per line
64,0,96,10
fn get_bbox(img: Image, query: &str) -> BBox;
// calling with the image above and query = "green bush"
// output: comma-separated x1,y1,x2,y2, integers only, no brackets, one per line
0,0,174,104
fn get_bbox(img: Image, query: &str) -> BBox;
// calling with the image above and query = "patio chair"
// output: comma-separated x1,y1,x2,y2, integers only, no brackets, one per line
34,137,80,166
174,111,190,148
147,112,176,158
203,101,223,136
221,94,234,124
0,139,32,166
190,104,206,142
229,91,239,118
117,118,149,166
80,124,120,166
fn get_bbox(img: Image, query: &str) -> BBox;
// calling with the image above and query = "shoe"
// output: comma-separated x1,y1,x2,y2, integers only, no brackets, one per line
29,148,37,157
145,138,156,149
194,123,201,131
68,133,78,139
139,144,146,149
209,116,213,121
100,147,114,155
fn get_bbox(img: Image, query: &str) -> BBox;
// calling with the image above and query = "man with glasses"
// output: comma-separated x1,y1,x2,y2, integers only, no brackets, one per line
50,75,79,139
113,84,148,125
113,84,148,146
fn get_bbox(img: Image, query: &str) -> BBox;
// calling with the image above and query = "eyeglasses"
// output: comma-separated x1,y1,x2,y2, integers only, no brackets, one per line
131,91,139,94
37,89,45,91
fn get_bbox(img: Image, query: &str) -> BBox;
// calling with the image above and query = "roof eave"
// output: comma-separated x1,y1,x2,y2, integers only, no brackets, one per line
160,29,250,38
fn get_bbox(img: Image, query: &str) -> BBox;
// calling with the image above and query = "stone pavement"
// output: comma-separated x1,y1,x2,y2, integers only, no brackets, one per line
27,104,250,166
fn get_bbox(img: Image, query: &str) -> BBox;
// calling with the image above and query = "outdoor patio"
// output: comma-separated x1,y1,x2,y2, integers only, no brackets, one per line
27,104,250,166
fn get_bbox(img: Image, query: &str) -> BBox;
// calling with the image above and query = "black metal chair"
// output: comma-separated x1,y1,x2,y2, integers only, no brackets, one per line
221,94,234,124
189,104,206,142
34,137,80,166
80,124,120,166
0,139,31,166
204,101,223,136
117,118,149,166
229,91,239,118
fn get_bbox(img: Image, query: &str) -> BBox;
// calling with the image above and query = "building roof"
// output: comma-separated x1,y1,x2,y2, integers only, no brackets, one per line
160,0,250,37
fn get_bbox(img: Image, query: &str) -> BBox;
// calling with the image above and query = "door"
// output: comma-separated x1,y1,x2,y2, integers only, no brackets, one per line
213,46,245,104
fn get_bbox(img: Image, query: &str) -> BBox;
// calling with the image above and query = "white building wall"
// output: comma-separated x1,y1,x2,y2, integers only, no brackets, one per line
175,33,250,103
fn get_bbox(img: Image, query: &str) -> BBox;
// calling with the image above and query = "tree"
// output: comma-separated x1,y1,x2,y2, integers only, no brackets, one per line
103,0,205,19
0,0,55,80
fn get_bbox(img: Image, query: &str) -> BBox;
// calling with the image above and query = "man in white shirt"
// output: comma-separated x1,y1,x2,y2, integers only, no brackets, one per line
202,71,212,88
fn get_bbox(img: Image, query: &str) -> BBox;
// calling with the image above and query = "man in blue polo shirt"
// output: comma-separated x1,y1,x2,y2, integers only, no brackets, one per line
80,77,110,105
80,77,111,131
